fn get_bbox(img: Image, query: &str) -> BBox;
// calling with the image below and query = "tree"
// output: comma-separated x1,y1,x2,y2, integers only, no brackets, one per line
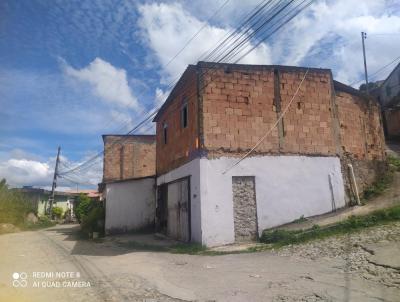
74,194,91,223
52,206,63,219
359,81,381,93
0,178,7,190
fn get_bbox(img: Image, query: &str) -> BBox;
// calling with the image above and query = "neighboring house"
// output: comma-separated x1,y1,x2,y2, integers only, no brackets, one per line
101,134,156,234
153,62,385,247
377,63,400,138
14,187,75,217
74,189,101,200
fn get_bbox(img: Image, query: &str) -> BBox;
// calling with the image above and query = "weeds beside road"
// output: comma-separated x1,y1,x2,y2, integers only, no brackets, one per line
260,204,400,247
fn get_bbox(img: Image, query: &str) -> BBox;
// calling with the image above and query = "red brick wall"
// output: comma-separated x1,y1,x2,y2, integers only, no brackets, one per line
155,66,199,175
336,91,385,160
155,63,385,176
103,135,156,182
200,65,337,156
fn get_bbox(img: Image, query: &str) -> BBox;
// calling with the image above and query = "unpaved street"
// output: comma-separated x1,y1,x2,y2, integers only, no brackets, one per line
0,224,399,302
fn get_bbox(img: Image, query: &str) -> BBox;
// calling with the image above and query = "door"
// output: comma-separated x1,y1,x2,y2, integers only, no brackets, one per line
167,178,190,242
156,184,168,234
232,176,258,241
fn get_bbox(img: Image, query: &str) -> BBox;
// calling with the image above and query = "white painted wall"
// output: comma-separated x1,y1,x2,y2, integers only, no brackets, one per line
105,178,155,234
200,155,345,246
157,155,346,247
157,159,202,243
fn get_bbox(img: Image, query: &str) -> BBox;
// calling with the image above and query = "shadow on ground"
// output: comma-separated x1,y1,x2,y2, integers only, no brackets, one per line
43,224,190,257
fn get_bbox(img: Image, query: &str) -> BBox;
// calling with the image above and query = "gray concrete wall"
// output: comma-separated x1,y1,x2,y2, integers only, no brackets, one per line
380,64,400,107
105,178,155,234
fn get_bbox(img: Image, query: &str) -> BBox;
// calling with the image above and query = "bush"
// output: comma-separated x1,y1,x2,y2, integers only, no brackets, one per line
81,205,105,236
52,206,63,219
363,172,393,200
75,194,91,223
0,179,36,226
74,194,105,237
260,229,298,244
24,216,56,230
388,155,400,172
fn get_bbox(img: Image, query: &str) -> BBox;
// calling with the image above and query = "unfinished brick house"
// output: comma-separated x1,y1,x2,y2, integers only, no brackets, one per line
154,62,386,247
101,135,156,234
377,62,400,139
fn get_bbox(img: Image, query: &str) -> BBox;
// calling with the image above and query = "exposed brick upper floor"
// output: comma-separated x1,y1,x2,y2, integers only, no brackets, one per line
102,135,156,183
154,62,385,175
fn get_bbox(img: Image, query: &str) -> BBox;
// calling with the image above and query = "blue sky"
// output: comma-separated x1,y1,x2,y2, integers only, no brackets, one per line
0,0,399,189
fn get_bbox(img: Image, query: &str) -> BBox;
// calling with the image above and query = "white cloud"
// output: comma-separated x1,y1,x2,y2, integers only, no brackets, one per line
0,151,101,189
0,159,51,187
154,87,170,107
137,2,271,82
64,58,140,110
265,0,400,84
138,1,400,87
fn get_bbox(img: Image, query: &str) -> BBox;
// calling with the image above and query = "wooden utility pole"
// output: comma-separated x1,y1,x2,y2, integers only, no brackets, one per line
48,146,61,217
361,31,369,95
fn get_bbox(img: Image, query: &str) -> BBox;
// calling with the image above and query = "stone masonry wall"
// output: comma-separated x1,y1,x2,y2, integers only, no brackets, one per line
103,135,156,182
232,176,258,241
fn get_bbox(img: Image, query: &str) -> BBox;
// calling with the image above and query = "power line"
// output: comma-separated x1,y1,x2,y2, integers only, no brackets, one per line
349,54,400,87
60,0,276,176
222,69,309,174
61,0,314,180
164,0,232,69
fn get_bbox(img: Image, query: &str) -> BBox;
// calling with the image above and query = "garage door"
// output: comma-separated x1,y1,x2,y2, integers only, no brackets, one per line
167,178,190,242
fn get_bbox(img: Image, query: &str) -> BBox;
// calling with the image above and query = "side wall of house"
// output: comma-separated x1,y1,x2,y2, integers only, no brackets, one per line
335,91,386,194
199,66,337,156
379,65,400,107
157,155,345,247
384,109,400,138
156,67,200,175
199,156,345,247
103,136,156,182
105,178,155,234
198,64,386,198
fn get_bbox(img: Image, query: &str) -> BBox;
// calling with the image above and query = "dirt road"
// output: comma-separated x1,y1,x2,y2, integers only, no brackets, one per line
0,224,399,301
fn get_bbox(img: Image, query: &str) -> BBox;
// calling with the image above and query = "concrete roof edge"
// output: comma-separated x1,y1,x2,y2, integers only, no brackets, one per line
102,175,156,185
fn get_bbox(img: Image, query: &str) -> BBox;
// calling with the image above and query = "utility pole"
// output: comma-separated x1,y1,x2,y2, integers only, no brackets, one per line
48,146,61,217
361,31,369,95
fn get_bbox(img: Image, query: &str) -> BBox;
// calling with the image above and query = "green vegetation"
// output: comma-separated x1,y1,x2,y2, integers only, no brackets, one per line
363,172,393,200
81,205,105,236
75,194,105,237
0,179,56,233
362,156,400,200
260,204,400,246
24,216,55,230
75,194,92,223
0,179,35,226
51,206,63,219
291,215,308,223
388,155,400,172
